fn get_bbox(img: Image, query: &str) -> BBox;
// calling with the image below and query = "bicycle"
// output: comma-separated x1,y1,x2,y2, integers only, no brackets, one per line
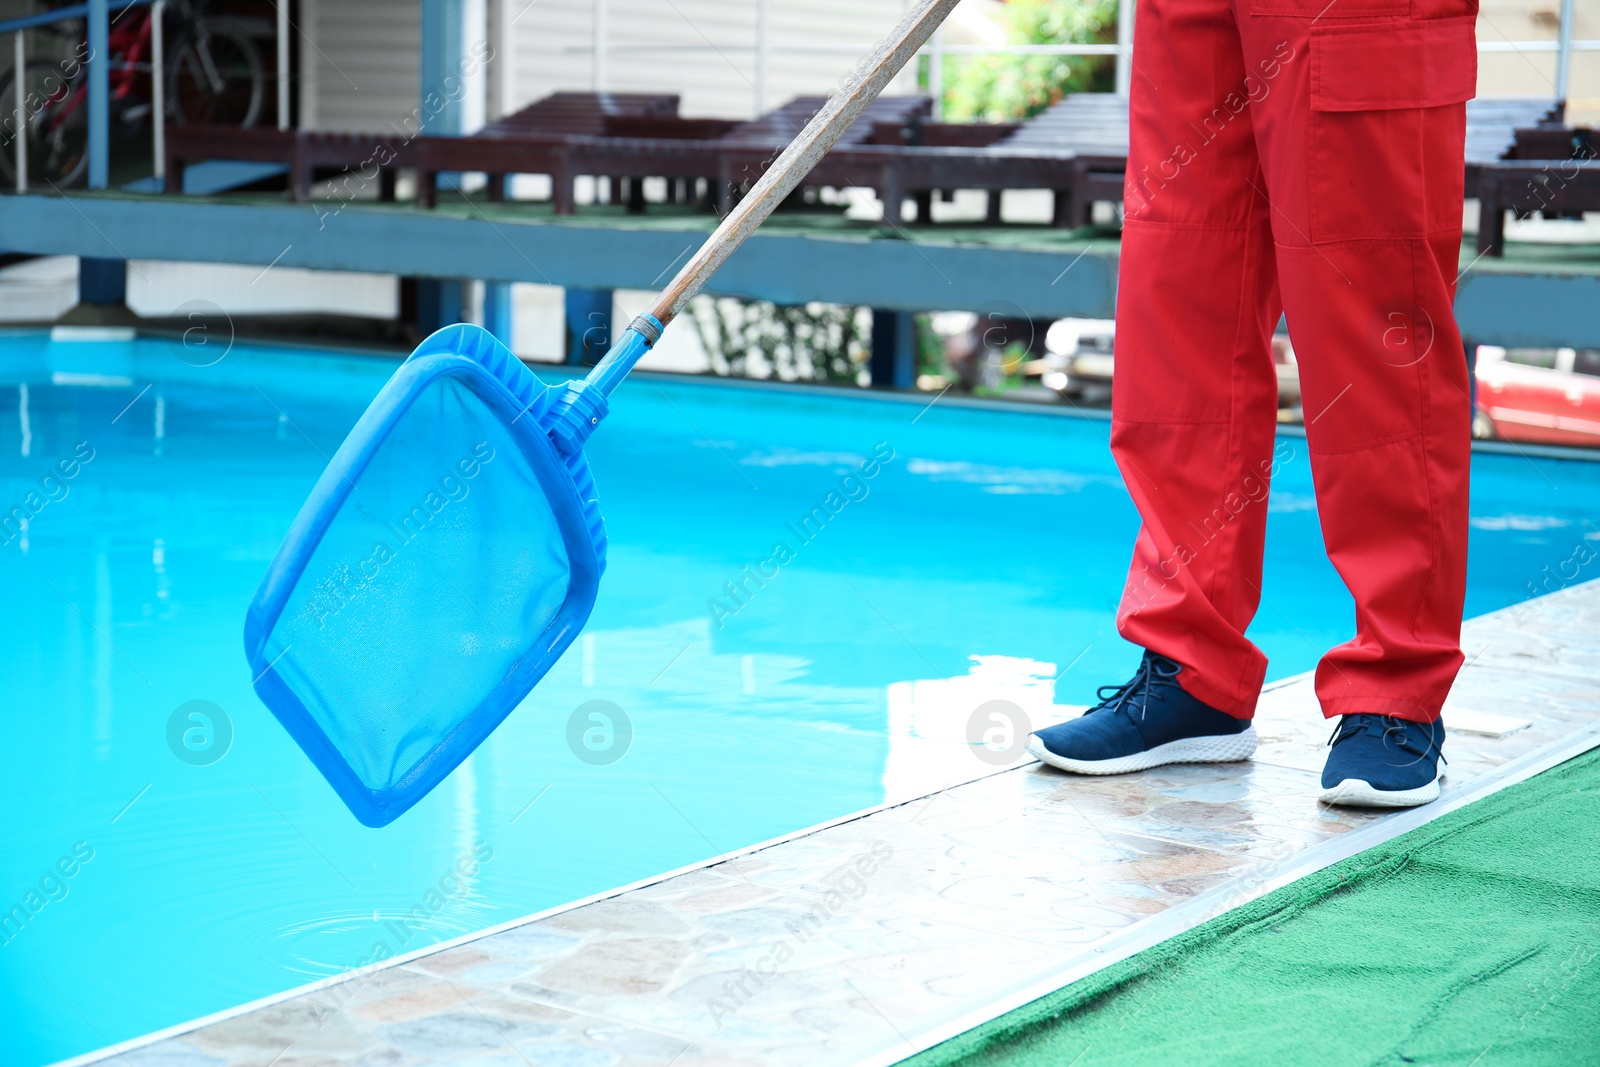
0,0,266,188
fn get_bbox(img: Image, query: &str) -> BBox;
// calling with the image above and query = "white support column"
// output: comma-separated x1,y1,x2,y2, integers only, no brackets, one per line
1115,0,1135,97
152,1,166,180
463,0,486,132
492,0,515,120
1555,0,1575,104
300,0,318,128
592,0,607,91
421,0,467,135
276,0,289,129
754,0,769,116
12,31,25,192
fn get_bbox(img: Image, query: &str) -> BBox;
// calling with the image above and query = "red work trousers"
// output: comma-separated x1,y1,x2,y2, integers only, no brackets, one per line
1111,0,1478,723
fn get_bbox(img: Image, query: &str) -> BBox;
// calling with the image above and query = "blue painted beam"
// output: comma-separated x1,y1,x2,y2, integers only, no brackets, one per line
564,288,612,365
415,0,468,330
122,161,291,196
87,0,109,190
19,195,1596,351
0,0,146,37
0,196,1120,320
870,309,917,389
419,0,465,136
413,275,462,331
482,281,513,347
1455,271,1600,349
78,257,125,305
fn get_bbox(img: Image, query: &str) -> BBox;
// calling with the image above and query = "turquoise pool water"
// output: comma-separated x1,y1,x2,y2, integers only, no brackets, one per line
4,332,1599,1065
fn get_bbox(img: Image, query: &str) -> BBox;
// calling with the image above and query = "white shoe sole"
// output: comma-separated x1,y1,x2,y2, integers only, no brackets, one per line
1025,727,1258,776
1320,771,1442,808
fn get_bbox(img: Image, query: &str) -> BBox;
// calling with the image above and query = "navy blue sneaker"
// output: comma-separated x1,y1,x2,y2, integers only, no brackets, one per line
1320,714,1446,808
1025,652,1256,775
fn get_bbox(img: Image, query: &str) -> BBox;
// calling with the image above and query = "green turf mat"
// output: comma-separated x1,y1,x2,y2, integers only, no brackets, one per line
902,748,1600,1067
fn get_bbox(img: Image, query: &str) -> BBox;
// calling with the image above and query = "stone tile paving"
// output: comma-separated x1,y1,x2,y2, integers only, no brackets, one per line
96,580,1600,1067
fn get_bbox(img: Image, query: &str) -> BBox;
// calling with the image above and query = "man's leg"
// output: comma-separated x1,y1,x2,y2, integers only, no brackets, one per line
1237,6,1474,726
1109,0,1284,719
1027,0,1284,776
1236,3,1474,805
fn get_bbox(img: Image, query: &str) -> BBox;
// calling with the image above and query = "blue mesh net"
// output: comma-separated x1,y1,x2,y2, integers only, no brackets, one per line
246,326,605,826
264,375,570,791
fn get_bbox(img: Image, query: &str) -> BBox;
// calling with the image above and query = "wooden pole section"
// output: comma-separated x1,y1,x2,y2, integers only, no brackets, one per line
646,0,962,328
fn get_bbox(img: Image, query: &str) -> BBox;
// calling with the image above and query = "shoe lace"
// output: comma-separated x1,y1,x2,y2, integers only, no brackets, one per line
1326,714,1447,768
1089,654,1181,723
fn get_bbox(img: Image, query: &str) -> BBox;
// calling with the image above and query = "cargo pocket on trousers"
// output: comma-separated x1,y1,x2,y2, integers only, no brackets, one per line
1307,15,1476,243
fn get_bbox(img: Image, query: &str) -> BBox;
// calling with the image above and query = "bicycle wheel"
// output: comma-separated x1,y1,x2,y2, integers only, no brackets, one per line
0,59,89,188
167,25,264,127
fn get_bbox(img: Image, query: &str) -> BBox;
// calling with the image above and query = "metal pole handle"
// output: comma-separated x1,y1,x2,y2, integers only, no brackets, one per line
577,0,958,402
13,30,25,192
647,0,960,328
1555,0,1575,104
151,0,165,181
276,0,289,130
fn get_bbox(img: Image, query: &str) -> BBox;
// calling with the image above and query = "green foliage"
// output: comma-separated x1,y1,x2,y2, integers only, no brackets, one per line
971,342,1031,398
941,0,1119,123
690,297,870,384
914,314,949,383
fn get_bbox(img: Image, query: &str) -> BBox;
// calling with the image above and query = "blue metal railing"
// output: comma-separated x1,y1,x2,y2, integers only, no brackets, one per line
0,0,148,38
4,0,156,191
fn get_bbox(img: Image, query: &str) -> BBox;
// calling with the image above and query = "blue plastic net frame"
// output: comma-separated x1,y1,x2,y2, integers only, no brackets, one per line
243,325,605,827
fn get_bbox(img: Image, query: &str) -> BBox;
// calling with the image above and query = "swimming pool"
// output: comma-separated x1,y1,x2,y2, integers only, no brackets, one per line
4,331,1598,1065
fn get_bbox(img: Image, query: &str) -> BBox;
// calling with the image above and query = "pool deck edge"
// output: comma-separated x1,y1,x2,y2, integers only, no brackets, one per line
45,760,1026,1067
56,577,1600,1067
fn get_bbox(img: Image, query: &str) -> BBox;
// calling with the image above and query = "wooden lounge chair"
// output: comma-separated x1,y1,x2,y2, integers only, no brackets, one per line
843,94,1560,231
791,94,1126,228
995,94,1128,226
711,94,934,213
167,126,439,205
166,92,685,208
562,120,742,210
492,93,1085,228
480,91,680,137
802,94,1125,227
853,94,1561,231
164,125,297,195
415,92,688,209
1475,125,1599,256
1463,96,1564,198
506,94,945,220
